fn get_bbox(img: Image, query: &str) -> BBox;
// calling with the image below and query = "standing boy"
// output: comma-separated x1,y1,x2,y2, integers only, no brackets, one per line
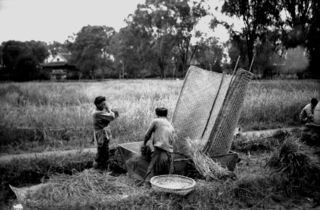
91,96,116,173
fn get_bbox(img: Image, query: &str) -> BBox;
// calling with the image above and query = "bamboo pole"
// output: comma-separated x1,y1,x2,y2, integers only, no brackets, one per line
249,53,256,73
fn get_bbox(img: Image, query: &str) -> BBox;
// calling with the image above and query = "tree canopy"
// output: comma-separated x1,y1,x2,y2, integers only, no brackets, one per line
1,0,320,80
219,0,320,77
1,40,49,81
221,0,281,71
68,25,115,78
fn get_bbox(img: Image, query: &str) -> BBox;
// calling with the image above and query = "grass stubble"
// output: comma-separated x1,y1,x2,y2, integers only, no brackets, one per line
6,132,319,210
0,79,319,209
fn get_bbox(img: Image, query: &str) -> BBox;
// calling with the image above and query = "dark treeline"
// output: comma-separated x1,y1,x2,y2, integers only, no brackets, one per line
0,0,319,81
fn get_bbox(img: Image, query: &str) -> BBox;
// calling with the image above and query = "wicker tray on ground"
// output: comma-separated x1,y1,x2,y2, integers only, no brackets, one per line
150,175,196,196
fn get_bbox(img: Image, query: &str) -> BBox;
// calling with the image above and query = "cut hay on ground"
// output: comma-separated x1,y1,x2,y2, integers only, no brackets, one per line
232,129,292,153
266,137,320,199
187,139,235,181
25,169,140,209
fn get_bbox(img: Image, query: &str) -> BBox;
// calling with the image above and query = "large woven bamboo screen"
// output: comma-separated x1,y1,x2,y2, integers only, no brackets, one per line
172,66,253,157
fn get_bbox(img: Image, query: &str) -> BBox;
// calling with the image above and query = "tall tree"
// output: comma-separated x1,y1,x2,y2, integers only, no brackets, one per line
0,45,3,66
194,37,224,72
279,0,314,48
142,0,209,76
109,29,129,78
2,41,28,72
126,20,152,78
221,0,280,71
306,0,320,78
129,3,176,78
15,54,39,81
111,0,208,78
1,40,49,80
276,0,319,77
47,41,70,57
110,21,151,79
69,25,115,78
26,41,50,63
171,0,208,75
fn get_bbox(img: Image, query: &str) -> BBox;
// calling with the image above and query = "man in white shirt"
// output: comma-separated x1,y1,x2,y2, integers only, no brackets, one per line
300,98,318,124
138,107,175,186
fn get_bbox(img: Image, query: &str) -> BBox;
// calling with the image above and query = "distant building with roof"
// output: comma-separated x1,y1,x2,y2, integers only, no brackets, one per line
41,53,79,80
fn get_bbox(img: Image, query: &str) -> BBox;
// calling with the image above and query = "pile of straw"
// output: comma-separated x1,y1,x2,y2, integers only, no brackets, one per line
267,137,319,176
232,129,291,153
27,169,136,208
266,137,320,198
187,139,235,181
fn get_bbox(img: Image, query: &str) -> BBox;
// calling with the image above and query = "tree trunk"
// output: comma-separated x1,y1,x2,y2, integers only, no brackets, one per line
246,36,254,71
122,60,125,79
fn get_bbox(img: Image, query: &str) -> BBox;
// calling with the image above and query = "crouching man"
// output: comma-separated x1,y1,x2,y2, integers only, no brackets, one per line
91,96,116,173
300,98,318,124
138,107,175,186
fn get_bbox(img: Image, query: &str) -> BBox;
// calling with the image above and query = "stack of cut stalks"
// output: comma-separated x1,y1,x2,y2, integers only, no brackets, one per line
186,139,235,181
26,169,137,208
266,137,320,198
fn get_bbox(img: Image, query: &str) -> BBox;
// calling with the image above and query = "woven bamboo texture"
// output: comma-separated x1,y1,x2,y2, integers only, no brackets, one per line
172,66,232,155
204,69,253,156
172,66,252,157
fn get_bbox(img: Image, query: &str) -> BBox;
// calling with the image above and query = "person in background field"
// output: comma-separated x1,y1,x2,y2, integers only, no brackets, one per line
91,96,117,173
300,98,318,124
137,107,175,186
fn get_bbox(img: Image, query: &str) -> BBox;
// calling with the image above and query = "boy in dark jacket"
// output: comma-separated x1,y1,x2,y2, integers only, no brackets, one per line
91,96,116,173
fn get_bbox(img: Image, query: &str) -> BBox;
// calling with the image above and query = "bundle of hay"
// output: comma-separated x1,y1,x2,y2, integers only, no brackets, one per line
233,175,272,207
300,127,320,147
266,137,320,198
186,139,235,181
232,129,291,153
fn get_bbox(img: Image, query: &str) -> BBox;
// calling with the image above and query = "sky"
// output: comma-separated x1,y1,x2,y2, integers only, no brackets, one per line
0,0,239,45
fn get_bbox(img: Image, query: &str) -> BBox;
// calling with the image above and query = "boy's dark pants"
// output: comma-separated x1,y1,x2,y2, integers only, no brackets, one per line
94,130,110,170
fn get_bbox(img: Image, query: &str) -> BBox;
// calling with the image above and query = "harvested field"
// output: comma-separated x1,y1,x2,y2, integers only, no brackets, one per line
4,130,320,210
0,79,320,209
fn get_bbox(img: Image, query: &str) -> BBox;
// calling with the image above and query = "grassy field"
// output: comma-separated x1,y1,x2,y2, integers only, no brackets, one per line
0,79,319,154
1,79,320,209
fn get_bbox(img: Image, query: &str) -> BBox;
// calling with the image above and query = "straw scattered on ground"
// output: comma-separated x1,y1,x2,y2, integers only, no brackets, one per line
26,169,139,209
266,136,320,199
186,138,235,181
232,129,291,153
8,133,320,210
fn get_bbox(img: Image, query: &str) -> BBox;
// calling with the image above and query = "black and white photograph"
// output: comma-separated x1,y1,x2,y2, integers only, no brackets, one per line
0,0,320,209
